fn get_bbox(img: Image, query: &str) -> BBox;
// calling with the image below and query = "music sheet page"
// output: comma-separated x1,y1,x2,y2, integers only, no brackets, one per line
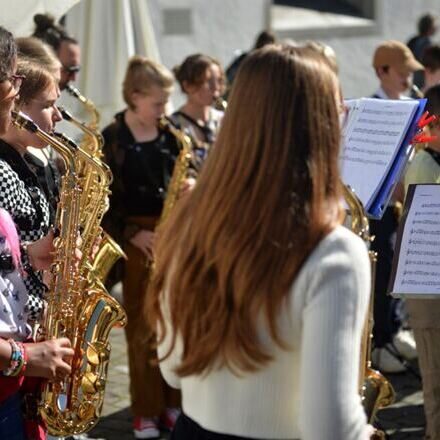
390,184,440,297
340,98,419,209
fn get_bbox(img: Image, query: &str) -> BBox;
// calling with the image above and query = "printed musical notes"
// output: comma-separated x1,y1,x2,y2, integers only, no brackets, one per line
340,98,421,217
390,184,440,297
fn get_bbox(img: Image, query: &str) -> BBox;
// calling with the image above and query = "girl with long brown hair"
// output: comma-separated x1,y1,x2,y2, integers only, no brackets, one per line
147,45,371,439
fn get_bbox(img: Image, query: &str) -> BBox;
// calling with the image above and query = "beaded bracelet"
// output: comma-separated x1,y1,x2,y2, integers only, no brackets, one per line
3,339,27,377
16,341,27,376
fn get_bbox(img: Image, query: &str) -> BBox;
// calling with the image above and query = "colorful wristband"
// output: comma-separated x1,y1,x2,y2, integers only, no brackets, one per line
3,339,27,377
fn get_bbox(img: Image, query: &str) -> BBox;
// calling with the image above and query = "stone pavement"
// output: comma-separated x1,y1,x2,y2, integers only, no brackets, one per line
86,328,426,440
377,360,426,440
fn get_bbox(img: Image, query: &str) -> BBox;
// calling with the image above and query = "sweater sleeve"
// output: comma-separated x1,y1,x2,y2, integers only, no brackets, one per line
298,232,370,440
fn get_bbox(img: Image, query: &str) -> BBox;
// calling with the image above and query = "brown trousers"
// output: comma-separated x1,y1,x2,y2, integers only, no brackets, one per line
123,216,181,418
406,299,440,440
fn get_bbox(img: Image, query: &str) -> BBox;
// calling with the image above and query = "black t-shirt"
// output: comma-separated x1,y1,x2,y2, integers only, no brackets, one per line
121,131,179,216
102,111,180,219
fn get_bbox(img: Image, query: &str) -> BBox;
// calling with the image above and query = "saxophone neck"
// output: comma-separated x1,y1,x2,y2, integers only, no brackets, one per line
158,117,192,151
12,111,77,171
59,106,103,153
59,106,94,138
65,84,101,130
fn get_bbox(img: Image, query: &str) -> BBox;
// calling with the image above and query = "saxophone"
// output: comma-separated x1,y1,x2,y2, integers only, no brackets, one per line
343,185,395,439
142,117,193,275
157,117,193,225
59,106,127,282
12,111,127,436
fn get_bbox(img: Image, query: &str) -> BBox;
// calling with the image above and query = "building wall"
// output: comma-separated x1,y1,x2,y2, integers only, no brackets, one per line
148,0,270,106
148,0,270,69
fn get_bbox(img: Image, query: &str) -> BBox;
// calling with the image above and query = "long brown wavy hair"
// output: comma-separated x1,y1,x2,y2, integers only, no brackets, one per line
146,44,344,376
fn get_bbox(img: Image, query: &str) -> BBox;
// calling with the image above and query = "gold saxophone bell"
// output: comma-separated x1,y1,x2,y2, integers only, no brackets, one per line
92,232,127,282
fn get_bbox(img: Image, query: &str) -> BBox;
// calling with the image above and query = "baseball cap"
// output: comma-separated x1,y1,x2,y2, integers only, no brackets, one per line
373,40,424,73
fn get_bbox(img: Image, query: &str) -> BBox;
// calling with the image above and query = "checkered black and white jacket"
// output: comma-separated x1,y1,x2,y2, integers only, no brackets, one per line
0,141,50,321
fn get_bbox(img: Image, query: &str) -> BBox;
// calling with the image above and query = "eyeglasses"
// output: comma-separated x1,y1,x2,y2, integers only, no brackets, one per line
0,74,25,102
6,74,25,93
62,64,81,75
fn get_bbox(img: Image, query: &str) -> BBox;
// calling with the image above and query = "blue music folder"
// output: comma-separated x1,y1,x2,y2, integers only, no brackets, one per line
368,98,427,219
340,97,427,220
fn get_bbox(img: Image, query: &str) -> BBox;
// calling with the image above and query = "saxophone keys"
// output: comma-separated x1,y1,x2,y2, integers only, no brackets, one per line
81,371,99,393
86,341,110,366
86,345,100,366
78,400,97,420
81,371,106,393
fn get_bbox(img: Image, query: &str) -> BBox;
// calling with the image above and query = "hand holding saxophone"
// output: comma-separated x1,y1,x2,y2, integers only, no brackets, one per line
180,177,196,196
24,338,74,381
25,229,56,270
26,229,83,271
368,425,385,440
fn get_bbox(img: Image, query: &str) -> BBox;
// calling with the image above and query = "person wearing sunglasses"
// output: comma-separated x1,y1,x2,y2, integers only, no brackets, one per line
32,13,81,91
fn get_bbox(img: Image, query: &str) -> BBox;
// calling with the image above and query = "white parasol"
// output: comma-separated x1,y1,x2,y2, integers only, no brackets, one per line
0,0,80,36
63,0,162,126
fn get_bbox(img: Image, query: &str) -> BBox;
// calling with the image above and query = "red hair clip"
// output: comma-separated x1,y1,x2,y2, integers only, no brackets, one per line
417,111,438,129
412,133,437,144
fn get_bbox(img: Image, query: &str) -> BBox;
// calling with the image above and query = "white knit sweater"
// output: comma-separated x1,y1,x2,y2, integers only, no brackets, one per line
158,226,370,439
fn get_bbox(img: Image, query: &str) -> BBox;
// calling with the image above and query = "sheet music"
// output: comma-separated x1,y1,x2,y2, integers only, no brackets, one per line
390,184,440,297
340,98,419,210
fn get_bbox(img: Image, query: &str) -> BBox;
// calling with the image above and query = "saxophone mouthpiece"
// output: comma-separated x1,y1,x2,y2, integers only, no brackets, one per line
411,84,424,98
158,116,169,131
65,83,81,98
11,110,39,133
58,106,73,122
65,84,88,105
214,97,227,111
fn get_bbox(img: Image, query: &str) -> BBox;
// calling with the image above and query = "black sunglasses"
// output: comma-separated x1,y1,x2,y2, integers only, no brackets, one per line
63,64,81,74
